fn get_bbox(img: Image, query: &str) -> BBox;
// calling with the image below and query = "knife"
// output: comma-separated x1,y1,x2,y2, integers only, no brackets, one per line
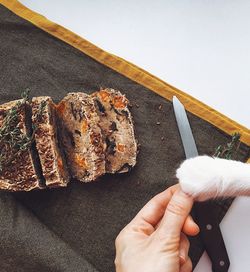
173,96,230,272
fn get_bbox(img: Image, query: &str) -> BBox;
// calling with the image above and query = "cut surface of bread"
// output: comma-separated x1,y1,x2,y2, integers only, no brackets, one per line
0,100,43,191
56,92,105,182
92,88,137,173
32,96,69,188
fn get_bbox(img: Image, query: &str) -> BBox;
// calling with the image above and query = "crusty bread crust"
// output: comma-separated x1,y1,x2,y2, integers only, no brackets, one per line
0,89,137,190
56,93,105,182
92,88,137,173
0,100,42,191
32,96,69,187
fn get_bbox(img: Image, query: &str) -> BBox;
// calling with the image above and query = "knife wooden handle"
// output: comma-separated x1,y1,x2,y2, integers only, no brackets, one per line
194,201,230,272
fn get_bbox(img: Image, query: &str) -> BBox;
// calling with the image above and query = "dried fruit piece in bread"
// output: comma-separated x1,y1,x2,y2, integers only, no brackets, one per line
92,88,137,173
56,92,105,182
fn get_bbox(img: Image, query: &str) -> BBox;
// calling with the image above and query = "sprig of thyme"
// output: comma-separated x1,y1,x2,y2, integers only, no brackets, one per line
0,89,34,173
36,100,46,122
21,88,30,101
32,100,47,131
214,132,241,160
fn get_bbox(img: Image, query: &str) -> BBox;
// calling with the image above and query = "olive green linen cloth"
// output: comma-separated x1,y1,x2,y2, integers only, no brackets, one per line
0,4,249,272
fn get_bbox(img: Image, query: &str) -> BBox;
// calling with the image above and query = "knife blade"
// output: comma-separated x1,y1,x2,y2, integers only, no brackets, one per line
173,96,230,272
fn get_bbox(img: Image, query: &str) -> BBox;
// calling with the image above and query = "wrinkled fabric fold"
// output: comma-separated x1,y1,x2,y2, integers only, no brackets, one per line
0,193,98,272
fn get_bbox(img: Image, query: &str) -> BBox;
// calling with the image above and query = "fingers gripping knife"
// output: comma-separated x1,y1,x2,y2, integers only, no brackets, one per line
173,96,230,272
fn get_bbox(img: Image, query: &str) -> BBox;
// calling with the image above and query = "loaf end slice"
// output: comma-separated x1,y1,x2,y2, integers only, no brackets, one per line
32,96,70,188
0,100,43,191
56,92,106,182
92,88,137,173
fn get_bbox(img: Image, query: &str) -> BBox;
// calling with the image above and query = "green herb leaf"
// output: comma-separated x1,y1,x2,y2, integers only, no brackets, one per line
214,132,241,160
0,90,34,173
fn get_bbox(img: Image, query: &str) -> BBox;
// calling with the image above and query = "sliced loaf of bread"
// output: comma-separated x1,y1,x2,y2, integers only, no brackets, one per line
92,88,137,173
0,100,43,191
56,92,105,182
32,96,69,188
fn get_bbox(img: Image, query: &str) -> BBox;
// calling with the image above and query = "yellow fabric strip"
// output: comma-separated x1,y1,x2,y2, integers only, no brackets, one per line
1,0,250,149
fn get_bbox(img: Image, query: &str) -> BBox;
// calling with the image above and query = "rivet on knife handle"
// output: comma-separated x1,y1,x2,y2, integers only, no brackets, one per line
194,202,230,272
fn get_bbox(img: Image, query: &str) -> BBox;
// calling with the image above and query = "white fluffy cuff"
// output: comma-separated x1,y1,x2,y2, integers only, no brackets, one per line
176,155,250,201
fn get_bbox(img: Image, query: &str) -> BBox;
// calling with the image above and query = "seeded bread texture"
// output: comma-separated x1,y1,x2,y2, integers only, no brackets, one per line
56,92,106,182
32,96,70,188
0,100,43,191
92,89,137,173
0,89,137,191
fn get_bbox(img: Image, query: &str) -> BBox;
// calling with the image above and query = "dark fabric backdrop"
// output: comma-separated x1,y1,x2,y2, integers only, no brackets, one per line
0,4,249,272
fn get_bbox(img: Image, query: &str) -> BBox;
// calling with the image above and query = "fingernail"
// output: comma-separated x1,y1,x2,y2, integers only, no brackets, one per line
177,189,192,199
179,252,186,265
194,224,200,235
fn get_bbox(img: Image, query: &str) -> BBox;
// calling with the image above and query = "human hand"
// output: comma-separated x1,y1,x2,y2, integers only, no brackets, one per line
115,184,199,272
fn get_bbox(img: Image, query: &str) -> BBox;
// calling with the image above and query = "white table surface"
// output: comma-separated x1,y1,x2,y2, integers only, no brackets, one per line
19,1,250,271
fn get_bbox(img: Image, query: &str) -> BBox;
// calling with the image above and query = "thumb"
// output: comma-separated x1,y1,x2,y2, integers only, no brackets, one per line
157,189,194,239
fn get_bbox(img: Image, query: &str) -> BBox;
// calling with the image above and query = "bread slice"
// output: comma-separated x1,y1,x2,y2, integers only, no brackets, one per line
32,96,69,188
0,100,43,191
92,88,137,173
56,92,105,182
